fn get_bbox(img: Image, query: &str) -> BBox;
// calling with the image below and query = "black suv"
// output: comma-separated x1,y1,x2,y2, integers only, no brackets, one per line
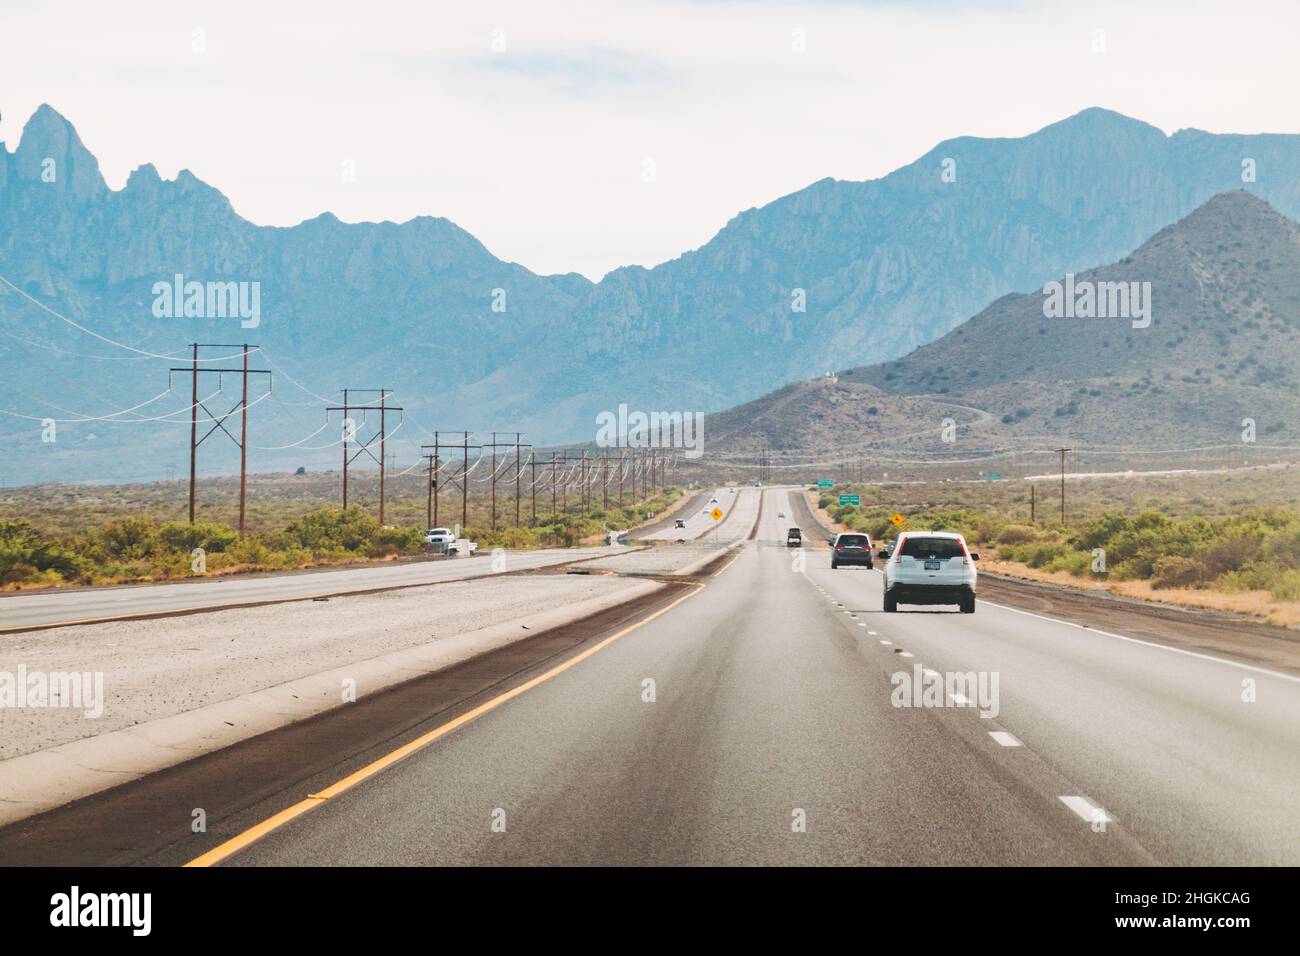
831,532,873,569
786,527,802,548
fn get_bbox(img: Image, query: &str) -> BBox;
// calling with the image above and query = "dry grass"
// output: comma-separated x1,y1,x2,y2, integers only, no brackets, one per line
984,558,1300,628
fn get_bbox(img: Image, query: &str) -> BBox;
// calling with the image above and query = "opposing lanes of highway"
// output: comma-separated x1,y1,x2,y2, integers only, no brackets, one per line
0,544,621,633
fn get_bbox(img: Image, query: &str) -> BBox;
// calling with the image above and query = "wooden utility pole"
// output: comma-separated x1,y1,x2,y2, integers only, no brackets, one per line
551,451,558,516
378,390,387,526
512,437,528,526
420,444,441,530
530,451,537,525
327,388,400,524
461,432,471,530
238,344,249,533
341,388,349,510
173,343,269,531
188,343,198,523
1057,447,1072,526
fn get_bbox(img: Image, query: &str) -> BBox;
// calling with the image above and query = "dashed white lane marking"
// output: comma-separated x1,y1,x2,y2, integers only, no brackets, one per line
879,640,892,646
989,731,1023,747
899,651,914,658
949,692,971,706
981,600,1300,685
867,630,878,635
1058,795,1116,824
857,623,867,628
922,668,940,679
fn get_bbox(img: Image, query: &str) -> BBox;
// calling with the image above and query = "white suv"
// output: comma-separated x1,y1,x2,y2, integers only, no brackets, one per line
882,531,979,614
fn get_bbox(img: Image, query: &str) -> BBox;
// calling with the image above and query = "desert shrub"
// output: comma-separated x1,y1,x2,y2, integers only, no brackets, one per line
1002,540,1071,568
1267,569,1300,602
1076,513,1130,550
1200,535,1260,578
97,516,160,560
368,525,427,557
276,508,378,553
1044,550,1094,576
997,524,1039,546
158,521,240,554
0,520,90,584
1151,555,1206,589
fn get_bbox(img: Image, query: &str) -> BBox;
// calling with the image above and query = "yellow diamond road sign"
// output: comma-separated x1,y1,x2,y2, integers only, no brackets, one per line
710,507,724,521
891,513,906,526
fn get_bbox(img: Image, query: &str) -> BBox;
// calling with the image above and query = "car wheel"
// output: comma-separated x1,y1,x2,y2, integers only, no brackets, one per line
961,595,976,614
831,561,838,569
866,561,873,571
884,592,897,613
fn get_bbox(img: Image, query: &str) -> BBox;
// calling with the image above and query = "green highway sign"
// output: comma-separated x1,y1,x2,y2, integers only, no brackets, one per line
817,479,834,488
838,495,861,506
985,472,1005,480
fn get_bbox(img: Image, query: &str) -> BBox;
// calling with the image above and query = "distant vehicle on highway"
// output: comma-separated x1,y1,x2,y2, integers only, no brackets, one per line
876,541,896,560
786,527,802,547
777,511,785,518
882,531,978,614
830,532,873,570
674,518,686,528
710,496,719,504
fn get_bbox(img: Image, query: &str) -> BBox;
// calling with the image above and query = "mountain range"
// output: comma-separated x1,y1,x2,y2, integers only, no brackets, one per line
696,190,1300,477
3,104,1300,483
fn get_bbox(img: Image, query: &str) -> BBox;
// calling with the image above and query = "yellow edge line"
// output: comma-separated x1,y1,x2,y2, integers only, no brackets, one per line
713,551,743,577
183,581,704,867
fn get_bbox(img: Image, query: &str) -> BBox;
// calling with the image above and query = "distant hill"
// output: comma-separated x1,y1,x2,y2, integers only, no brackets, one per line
5,105,1300,483
695,191,1300,474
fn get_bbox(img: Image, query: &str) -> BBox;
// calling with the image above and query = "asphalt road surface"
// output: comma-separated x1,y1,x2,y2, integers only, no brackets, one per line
0,545,618,632
190,487,1298,866
642,485,745,541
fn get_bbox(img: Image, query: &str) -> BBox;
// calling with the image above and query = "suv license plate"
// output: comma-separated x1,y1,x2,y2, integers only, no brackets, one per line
924,559,941,570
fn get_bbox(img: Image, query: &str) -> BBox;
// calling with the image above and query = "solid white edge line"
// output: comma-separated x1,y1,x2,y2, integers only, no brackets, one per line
989,731,1022,747
979,599,1300,685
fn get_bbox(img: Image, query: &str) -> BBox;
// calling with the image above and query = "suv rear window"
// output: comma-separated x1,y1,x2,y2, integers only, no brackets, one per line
899,536,965,559
837,535,869,547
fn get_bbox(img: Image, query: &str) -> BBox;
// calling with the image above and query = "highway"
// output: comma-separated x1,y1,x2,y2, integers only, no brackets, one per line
641,485,748,541
161,487,1299,867
0,544,621,632
0,489,751,633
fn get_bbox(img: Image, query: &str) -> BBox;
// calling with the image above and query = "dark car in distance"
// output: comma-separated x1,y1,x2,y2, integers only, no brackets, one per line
831,532,873,569
786,527,802,548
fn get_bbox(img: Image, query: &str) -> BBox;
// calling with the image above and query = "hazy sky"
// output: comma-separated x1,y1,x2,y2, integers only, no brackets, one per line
2,0,1296,280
